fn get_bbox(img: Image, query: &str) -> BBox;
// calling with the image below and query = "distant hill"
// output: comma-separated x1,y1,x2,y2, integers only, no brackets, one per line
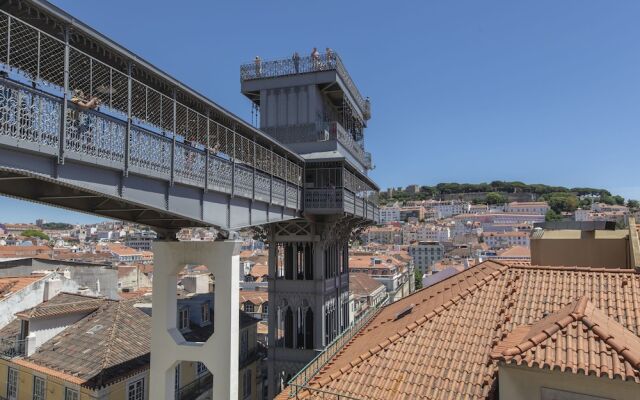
380,181,627,210
41,222,74,230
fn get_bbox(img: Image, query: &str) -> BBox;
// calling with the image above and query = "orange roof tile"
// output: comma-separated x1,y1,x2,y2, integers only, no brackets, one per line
0,274,46,297
288,261,640,399
492,297,640,381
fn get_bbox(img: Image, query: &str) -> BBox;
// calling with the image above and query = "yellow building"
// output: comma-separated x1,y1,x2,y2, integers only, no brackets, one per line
530,217,640,269
0,292,263,400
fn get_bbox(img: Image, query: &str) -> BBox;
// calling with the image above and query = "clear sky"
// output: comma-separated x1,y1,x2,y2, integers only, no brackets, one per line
1,0,639,224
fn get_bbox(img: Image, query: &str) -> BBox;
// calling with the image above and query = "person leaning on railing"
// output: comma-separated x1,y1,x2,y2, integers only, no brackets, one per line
71,89,100,110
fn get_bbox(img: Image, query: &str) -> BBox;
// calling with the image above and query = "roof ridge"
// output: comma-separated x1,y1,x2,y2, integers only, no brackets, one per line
313,264,508,388
581,309,640,370
95,302,123,387
510,264,638,274
496,297,589,358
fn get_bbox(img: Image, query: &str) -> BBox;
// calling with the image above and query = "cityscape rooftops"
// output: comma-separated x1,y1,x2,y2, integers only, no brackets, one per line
285,260,640,399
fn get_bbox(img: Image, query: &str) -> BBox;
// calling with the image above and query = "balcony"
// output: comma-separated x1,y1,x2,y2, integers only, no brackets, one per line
328,122,372,170
175,372,212,400
240,53,370,120
0,337,26,359
304,188,379,222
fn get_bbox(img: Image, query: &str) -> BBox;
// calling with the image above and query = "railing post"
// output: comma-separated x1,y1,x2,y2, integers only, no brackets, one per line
269,145,274,205
284,156,288,208
5,15,10,67
36,31,41,81
204,111,210,192
252,138,256,200
124,61,132,176
231,126,236,198
58,25,70,165
170,88,176,185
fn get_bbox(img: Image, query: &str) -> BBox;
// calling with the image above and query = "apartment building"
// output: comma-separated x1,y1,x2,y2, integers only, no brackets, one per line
361,225,403,245
349,255,412,302
504,201,549,215
408,241,445,275
379,203,401,223
482,231,530,249
349,273,386,320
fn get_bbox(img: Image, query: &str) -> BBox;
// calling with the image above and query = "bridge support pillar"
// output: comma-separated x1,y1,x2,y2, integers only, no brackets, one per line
150,240,242,400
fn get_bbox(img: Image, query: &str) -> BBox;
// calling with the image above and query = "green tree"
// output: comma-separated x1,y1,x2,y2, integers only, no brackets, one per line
612,195,625,206
485,192,507,205
627,199,639,210
414,269,423,291
545,209,562,221
21,229,49,241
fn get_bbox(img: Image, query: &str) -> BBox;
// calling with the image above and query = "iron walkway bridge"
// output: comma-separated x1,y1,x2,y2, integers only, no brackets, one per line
0,0,379,233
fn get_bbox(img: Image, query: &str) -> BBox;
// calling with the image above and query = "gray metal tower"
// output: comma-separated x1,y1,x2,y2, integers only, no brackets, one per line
240,52,379,398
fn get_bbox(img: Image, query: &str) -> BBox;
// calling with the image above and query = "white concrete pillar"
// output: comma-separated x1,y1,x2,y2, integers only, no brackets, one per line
150,240,241,400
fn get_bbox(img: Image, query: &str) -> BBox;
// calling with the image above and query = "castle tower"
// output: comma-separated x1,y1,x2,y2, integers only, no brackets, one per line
241,50,379,397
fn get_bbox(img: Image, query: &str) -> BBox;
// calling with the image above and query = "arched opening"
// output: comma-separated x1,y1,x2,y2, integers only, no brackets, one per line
284,244,294,280
304,243,313,280
296,308,304,349
284,307,294,348
305,308,314,349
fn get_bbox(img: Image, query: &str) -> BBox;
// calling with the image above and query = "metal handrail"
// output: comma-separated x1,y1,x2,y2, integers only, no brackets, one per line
175,372,213,400
288,384,364,400
287,294,388,398
0,8,304,181
0,337,26,359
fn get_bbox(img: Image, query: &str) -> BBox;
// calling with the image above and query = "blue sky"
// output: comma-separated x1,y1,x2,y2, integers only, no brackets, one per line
1,0,639,224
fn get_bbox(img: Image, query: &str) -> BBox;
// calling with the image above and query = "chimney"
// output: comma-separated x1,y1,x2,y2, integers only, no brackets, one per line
43,276,62,301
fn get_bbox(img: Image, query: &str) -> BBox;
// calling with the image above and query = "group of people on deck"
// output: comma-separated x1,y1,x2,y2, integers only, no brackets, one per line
253,47,335,76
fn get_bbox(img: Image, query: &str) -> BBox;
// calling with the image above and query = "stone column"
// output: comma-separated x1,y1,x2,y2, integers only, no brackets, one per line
150,240,241,400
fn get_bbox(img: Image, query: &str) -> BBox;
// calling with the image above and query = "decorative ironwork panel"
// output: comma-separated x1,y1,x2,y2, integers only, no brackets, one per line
69,49,91,99
146,87,162,127
129,127,172,175
286,183,297,208
0,14,7,65
88,59,111,107
0,81,60,147
38,34,64,88
208,156,232,194
255,171,271,202
233,164,253,199
161,92,173,133
110,69,128,116
174,142,205,185
65,106,126,164
255,143,270,174
131,80,147,121
304,188,342,209
175,102,187,137
8,19,38,80
272,178,285,206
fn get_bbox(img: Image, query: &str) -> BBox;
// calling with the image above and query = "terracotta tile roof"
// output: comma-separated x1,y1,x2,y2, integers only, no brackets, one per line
240,290,268,305
350,273,384,297
250,263,268,278
0,274,46,298
289,261,640,399
15,293,108,320
22,299,151,389
491,297,640,382
496,246,530,258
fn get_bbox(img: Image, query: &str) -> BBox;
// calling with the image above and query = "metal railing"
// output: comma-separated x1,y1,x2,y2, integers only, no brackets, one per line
0,78,302,209
0,337,26,359
328,122,371,170
240,53,370,120
176,372,212,400
0,9,303,185
287,385,364,400
287,295,388,398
